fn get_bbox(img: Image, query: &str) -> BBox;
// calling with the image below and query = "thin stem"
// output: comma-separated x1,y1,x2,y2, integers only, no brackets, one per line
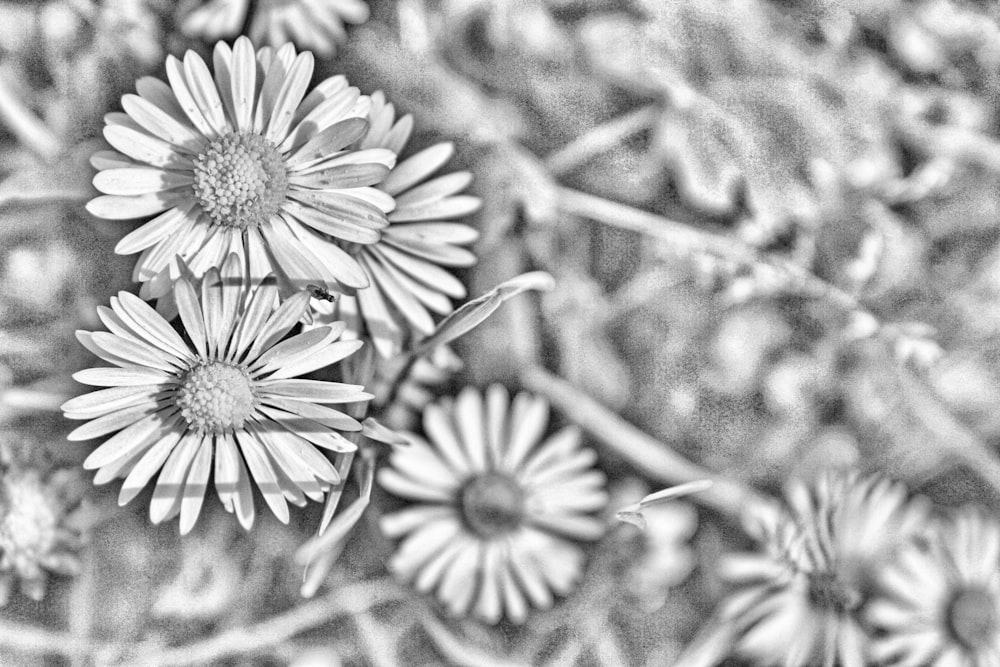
0,620,121,662
521,365,772,520
142,579,406,666
0,579,406,666
557,186,864,313
545,106,657,176
0,70,60,160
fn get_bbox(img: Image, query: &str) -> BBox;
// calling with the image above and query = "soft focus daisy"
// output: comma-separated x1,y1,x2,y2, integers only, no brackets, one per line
87,36,395,301
378,385,608,624
867,506,1000,666
62,254,371,534
0,468,82,605
179,0,369,57
311,91,481,358
719,470,927,667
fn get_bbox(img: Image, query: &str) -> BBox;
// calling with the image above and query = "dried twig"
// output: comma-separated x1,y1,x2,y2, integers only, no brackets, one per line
0,70,61,160
545,106,657,175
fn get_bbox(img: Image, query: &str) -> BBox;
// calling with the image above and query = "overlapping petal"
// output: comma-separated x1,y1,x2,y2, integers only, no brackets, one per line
310,91,481,358
88,37,395,304
63,253,371,534
378,385,607,624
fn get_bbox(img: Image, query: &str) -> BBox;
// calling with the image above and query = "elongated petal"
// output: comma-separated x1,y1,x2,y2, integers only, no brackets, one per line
103,125,194,169
179,439,213,534
121,94,206,152
257,379,371,404
73,367,172,387
83,409,174,469
235,429,289,523
118,427,184,506
380,143,453,196
115,204,196,255
174,278,208,358
231,36,257,132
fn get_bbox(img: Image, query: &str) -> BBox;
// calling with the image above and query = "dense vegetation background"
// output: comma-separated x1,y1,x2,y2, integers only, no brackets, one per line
2,0,1000,664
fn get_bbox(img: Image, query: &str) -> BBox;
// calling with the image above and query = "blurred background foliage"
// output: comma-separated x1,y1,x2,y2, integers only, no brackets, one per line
2,0,1000,664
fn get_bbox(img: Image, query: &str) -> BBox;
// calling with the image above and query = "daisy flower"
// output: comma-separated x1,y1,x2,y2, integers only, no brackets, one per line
378,385,608,624
87,36,395,302
62,254,371,534
719,470,927,667
867,506,1000,666
0,468,82,605
310,91,481,358
179,0,369,57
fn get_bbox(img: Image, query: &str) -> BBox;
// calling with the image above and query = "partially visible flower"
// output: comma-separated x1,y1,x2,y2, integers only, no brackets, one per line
0,468,82,605
62,254,371,534
867,506,1000,666
379,385,607,624
87,37,395,302
179,0,369,57
719,470,927,667
311,91,480,358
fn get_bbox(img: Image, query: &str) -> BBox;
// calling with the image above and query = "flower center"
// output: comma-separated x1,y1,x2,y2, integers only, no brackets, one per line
176,362,256,433
459,472,526,538
948,587,999,649
192,132,287,229
807,571,861,614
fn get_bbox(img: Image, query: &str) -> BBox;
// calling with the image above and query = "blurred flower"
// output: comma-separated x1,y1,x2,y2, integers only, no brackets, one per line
311,91,480,358
0,468,82,605
379,385,608,623
179,0,369,57
87,37,395,301
152,513,241,620
720,470,927,666
62,254,370,534
867,506,1000,666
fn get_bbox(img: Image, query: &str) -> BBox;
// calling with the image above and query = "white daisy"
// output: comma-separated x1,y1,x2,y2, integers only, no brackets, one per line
62,254,371,534
179,0,369,57
310,91,481,358
719,470,927,667
87,36,395,301
867,506,1000,667
378,385,608,624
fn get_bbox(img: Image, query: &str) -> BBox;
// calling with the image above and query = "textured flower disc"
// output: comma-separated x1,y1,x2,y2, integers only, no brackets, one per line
62,253,372,534
179,0,369,57
718,470,928,667
87,36,396,301
867,506,1000,666
378,385,608,624
310,91,481,358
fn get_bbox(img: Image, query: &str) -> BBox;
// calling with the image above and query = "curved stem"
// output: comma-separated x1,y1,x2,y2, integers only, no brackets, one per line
521,365,772,520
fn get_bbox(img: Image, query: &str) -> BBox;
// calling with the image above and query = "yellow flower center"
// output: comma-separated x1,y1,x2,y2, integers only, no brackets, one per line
949,587,999,649
192,132,287,229
459,472,525,538
176,362,256,433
